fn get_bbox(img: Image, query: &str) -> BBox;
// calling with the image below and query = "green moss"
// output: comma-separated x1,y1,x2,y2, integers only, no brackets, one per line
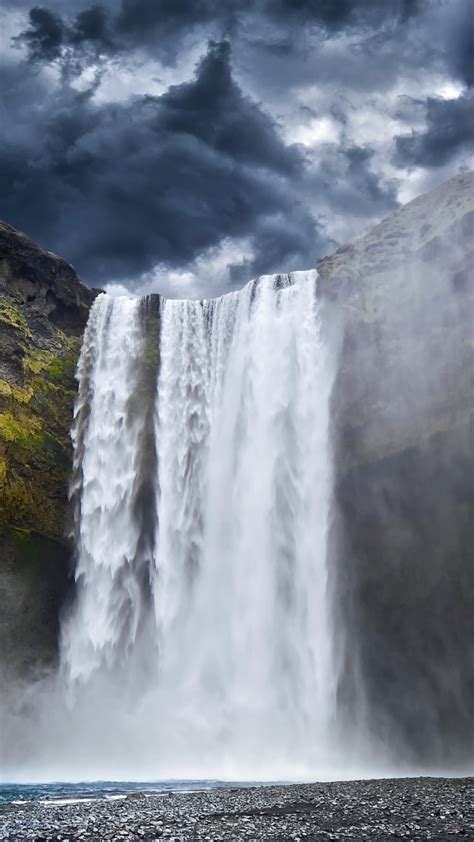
0,290,88,540
22,347,56,375
22,343,78,384
8,526,68,570
0,350,77,538
46,357,66,379
46,354,77,381
0,411,44,447
1,476,62,536
29,374,76,435
0,301,31,337
0,379,33,404
11,527,36,568
0,252,96,545
50,326,82,354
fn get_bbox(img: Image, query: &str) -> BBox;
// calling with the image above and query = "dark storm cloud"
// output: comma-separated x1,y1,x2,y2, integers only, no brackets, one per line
307,143,399,225
17,4,114,66
70,6,111,47
395,92,474,167
229,208,321,285
0,41,323,286
344,146,396,203
115,0,222,50
17,0,424,68
113,0,423,47
260,0,421,28
228,140,401,284
438,0,474,88
18,6,65,61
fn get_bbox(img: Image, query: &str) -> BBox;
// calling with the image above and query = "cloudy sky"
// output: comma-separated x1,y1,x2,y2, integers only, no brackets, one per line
0,0,472,297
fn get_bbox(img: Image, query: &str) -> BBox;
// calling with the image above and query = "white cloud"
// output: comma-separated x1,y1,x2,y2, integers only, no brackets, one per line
434,80,464,100
285,116,341,147
103,282,137,298
0,8,27,60
132,237,255,300
89,49,203,105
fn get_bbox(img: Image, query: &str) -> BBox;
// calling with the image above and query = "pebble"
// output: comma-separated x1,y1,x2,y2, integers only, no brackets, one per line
0,777,473,840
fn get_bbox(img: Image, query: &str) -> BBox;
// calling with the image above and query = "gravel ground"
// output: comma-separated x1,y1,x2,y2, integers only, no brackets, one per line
1,777,473,841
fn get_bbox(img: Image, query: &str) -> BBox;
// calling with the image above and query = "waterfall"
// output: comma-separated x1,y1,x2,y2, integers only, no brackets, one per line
59,270,339,779
61,295,151,682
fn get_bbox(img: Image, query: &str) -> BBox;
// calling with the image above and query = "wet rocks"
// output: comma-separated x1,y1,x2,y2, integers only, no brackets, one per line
1,776,473,841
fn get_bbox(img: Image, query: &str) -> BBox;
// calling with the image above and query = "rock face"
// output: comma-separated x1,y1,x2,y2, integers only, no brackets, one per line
317,171,474,766
0,221,99,673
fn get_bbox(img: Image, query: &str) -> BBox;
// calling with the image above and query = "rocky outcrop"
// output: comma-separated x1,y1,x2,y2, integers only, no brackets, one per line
318,171,474,767
0,221,100,673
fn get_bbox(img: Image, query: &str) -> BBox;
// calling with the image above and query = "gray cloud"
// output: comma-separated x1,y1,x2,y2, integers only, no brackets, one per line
18,6,65,61
395,92,474,167
437,0,474,88
17,0,425,69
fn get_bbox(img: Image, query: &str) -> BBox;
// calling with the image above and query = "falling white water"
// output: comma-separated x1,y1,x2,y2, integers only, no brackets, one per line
61,295,149,681
56,270,340,780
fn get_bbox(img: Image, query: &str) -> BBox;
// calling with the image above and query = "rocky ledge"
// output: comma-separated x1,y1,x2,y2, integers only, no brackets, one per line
1,777,474,840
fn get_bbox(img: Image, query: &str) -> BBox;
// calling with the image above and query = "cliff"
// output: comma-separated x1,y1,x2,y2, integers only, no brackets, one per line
0,221,100,672
317,171,474,766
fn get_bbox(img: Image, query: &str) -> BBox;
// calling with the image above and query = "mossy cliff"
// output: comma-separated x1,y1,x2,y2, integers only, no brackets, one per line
0,221,99,672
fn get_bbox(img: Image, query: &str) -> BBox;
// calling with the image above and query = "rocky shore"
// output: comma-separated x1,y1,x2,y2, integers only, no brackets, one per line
1,777,473,840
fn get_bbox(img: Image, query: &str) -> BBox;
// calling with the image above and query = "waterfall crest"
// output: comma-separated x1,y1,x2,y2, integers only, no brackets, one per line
60,270,340,778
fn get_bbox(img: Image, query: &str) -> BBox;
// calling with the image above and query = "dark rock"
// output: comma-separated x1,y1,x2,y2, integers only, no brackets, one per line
0,221,99,337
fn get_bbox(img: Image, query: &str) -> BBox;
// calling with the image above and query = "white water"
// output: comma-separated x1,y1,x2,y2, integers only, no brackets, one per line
150,272,337,774
62,295,149,681
6,270,346,782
